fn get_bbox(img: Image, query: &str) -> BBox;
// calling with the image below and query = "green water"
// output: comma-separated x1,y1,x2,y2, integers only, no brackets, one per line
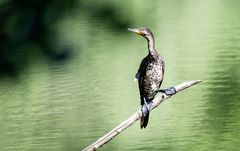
1,0,240,150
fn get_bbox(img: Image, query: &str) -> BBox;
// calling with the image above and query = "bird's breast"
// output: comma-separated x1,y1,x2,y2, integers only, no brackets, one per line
146,61,163,80
141,61,163,97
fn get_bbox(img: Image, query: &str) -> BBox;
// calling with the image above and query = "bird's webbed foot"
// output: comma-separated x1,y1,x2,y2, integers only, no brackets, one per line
141,98,153,117
157,87,176,96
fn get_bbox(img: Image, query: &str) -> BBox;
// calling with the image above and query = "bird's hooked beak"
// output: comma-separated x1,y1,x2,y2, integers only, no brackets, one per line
128,28,144,35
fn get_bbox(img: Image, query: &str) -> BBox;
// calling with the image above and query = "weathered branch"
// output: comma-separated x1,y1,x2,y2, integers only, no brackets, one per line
83,80,202,151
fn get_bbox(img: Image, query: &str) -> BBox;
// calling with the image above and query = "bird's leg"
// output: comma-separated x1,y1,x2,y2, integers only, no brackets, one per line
157,87,176,96
141,98,153,117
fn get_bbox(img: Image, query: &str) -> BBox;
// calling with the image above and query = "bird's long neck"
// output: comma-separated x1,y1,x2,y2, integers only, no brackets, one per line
146,35,157,56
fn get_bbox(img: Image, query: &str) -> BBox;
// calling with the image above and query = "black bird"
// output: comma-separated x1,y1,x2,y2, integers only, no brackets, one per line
128,27,175,128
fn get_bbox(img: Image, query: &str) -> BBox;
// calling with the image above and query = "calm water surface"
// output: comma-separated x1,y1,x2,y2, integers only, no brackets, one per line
0,0,240,151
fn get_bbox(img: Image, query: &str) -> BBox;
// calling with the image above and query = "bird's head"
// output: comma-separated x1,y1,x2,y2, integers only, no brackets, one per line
128,27,153,40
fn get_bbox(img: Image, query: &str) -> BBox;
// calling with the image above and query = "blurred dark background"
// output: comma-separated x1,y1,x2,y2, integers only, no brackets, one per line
0,0,130,77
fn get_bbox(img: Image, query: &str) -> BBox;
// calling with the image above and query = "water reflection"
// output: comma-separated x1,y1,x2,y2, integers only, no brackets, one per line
0,0,130,77
201,42,240,150
0,0,240,151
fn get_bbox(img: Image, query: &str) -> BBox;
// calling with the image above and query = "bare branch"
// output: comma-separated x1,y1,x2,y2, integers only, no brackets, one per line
83,80,202,151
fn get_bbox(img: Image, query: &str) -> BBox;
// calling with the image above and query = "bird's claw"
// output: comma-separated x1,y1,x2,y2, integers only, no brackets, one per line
165,87,176,96
141,99,152,117
157,87,176,96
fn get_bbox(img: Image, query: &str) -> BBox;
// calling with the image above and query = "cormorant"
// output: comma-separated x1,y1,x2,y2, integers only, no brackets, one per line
128,27,176,129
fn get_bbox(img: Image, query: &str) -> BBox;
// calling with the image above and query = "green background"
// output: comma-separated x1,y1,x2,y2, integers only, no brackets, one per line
0,0,240,150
